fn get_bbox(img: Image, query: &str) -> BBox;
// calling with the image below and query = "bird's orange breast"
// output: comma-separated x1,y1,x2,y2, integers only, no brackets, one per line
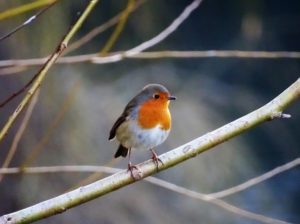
137,99,171,130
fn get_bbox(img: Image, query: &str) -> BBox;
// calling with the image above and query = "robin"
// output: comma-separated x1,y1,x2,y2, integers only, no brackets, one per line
109,84,176,179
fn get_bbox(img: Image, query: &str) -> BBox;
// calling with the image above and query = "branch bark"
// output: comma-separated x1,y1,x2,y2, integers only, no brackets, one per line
0,78,299,224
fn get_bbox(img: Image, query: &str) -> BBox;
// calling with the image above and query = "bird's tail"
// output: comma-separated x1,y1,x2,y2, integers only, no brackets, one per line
114,144,129,158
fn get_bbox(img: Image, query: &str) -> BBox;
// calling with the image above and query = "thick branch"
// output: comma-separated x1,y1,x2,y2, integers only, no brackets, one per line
0,78,299,224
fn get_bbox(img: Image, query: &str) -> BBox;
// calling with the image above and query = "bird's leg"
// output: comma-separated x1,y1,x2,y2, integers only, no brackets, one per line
150,148,164,171
127,148,142,180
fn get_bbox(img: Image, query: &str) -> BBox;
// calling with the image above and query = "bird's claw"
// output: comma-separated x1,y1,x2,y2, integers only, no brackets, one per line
151,150,164,171
128,162,143,180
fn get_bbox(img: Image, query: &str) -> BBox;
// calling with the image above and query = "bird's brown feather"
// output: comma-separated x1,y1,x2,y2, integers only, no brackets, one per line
109,115,126,140
109,97,139,140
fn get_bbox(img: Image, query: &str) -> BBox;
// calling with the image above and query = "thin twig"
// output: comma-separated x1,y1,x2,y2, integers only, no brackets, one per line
0,90,40,183
0,78,299,224
2,158,299,200
0,163,295,224
0,0,56,21
99,0,135,55
92,0,203,63
1,50,299,71
0,72,38,108
0,1,58,42
126,50,300,59
65,0,147,54
20,81,80,168
0,67,27,76
0,0,202,73
0,0,198,108
0,0,147,75
0,165,119,175
146,178,290,224
68,159,118,191
206,157,300,199
0,0,99,143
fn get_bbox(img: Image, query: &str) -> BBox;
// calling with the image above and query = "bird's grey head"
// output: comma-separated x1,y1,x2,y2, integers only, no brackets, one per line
142,83,169,95
136,83,176,102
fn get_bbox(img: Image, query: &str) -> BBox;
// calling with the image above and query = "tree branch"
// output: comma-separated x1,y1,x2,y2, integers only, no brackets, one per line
2,158,299,200
1,50,299,72
206,157,300,199
92,0,203,63
0,162,297,224
0,90,40,183
0,0,56,21
99,0,135,55
0,1,58,42
145,177,290,224
65,0,147,54
20,81,81,167
0,0,99,143
0,78,299,224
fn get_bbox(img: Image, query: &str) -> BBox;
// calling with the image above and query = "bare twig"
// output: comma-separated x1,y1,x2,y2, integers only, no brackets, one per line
0,72,38,108
92,0,204,63
0,1,58,42
0,0,99,143
69,159,118,190
0,0,200,105
0,0,56,21
0,78,299,224
146,178,290,224
20,81,80,167
0,162,295,224
0,67,27,76
1,50,299,71
3,156,300,199
65,0,147,54
0,0,202,73
0,165,119,175
0,90,40,183
99,0,135,55
0,0,147,75
128,50,300,59
205,157,300,199
3,158,299,200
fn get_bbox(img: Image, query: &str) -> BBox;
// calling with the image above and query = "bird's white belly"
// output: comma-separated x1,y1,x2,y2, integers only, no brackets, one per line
116,120,170,150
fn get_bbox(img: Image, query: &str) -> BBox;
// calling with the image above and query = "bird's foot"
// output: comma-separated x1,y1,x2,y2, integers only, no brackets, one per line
150,149,164,171
128,162,143,180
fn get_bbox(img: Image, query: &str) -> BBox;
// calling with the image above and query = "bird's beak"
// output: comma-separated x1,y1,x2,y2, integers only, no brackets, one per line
168,96,176,100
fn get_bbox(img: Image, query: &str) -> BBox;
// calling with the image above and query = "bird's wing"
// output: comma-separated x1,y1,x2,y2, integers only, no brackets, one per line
108,98,138,140
108,114,126,140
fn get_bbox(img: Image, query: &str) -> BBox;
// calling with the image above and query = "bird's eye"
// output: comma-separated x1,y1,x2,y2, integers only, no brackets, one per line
153,94,160,99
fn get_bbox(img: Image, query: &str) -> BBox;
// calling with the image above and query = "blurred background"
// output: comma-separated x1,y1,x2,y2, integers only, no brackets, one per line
0,0,299,223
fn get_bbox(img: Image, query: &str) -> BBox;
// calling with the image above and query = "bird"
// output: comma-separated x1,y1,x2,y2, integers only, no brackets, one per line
109,84,176,179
